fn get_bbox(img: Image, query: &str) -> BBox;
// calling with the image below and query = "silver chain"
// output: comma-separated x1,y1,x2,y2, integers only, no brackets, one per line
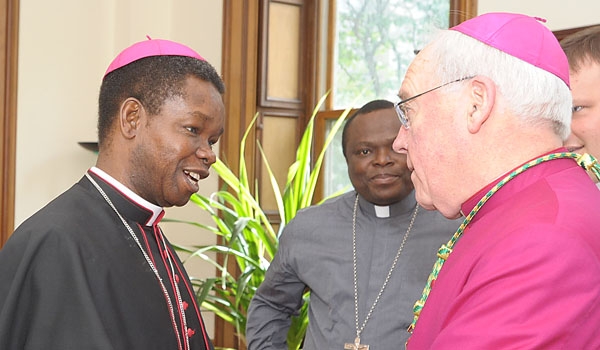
85,173,189,350
351,194,419,340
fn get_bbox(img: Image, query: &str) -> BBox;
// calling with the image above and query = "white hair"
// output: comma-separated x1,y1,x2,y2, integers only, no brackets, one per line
424,30,572,140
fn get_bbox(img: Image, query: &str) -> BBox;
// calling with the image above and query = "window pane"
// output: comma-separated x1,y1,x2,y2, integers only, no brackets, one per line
333,0,450,109
324,119,352,197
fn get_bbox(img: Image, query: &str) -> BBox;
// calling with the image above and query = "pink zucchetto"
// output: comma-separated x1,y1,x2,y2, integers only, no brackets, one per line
104,36,205,78
450,12,570,88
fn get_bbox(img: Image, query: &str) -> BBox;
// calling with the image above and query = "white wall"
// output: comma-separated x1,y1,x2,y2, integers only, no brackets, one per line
16,0,224,336
478,0,600,30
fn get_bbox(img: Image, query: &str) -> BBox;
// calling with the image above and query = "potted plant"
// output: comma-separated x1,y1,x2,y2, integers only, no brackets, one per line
170,95,352,349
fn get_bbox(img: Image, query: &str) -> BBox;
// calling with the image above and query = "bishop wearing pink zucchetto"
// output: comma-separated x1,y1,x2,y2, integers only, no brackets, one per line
392,12,600,349
0,38,224,350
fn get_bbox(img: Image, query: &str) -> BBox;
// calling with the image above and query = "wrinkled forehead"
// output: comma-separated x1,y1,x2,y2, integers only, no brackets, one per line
399,48,437,99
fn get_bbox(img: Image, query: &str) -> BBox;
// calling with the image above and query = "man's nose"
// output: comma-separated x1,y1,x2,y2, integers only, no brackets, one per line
392,128,408,154
196,144,217,166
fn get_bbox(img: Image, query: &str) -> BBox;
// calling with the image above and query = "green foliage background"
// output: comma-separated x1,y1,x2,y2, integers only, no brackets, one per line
334,0,450,109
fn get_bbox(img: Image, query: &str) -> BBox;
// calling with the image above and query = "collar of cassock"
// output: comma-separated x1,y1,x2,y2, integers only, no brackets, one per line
88,167,165,226
356,190,418,219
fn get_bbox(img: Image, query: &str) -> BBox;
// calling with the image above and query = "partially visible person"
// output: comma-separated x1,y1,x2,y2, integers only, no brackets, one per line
246,100,460,349
392,12,600,349
0,38,225,350
561,25,600,183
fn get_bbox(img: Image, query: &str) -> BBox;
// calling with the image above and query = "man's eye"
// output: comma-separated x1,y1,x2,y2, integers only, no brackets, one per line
359,149,370,155
572,105,584,113
401,105,413,121
186,126,198,134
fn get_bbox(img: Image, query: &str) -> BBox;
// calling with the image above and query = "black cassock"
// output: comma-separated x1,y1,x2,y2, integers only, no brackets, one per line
0,170,213,350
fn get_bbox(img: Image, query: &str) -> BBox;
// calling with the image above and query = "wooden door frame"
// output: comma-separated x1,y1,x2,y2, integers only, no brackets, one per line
0,0,19,248
217,1,261,348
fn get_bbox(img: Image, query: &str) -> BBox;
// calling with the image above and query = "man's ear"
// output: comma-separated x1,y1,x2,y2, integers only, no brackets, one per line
467,76,496,134
119,98,143,139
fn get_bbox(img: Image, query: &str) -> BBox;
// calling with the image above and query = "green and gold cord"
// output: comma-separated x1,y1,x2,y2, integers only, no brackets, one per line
407,152,600,333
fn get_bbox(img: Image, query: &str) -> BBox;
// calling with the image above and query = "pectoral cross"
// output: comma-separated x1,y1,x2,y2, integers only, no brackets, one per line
344,337,369,350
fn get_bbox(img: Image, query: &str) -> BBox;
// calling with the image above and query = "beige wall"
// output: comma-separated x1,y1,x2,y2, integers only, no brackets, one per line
16,0,224,336
478,0,600,30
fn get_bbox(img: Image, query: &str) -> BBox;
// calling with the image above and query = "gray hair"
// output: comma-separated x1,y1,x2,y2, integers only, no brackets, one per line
425,30,572,140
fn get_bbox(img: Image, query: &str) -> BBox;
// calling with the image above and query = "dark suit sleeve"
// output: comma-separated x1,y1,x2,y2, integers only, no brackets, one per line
246,222,307,350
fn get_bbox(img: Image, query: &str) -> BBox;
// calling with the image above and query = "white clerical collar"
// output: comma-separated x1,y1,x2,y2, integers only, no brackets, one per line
373,205,390,218
357,190,417,218
89,167,163,225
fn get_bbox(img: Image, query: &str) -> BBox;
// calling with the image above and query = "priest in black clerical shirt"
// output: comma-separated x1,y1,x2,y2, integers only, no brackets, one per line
0,38,225,350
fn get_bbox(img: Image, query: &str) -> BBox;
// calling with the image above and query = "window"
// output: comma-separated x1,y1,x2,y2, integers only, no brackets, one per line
333,0,450,109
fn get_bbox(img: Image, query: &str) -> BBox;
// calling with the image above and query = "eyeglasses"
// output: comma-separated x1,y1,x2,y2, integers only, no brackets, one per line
394,76,474,129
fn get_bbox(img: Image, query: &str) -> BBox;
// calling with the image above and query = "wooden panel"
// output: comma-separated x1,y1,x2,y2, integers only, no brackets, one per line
258,114,298,211
0,0,19,247
219,1,261,348
449,0,477,26
221,0,260,178
266,2,301,101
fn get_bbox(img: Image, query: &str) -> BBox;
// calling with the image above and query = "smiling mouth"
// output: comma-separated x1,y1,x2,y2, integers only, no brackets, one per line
371,174,398,182
183,170,204,193
186,170,200,181
184,170,202,183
